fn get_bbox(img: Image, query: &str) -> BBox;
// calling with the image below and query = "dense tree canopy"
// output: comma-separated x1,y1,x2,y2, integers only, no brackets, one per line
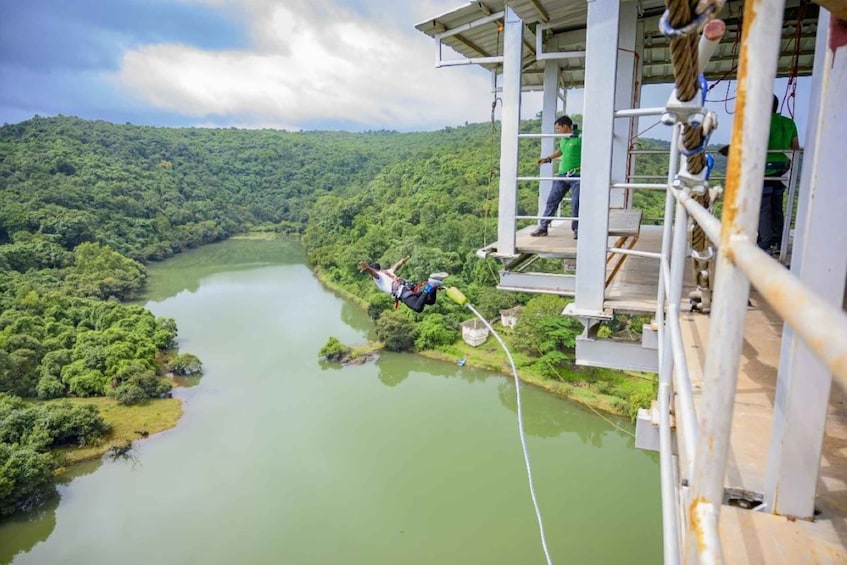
0,115,674,518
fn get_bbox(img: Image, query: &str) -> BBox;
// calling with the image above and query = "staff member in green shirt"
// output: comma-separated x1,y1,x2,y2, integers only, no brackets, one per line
533,115,582,239
761,95,799,253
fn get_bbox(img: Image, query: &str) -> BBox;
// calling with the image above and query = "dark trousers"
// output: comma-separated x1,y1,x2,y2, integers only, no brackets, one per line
540,176,580,231
400,286,437,313
758,181,785,250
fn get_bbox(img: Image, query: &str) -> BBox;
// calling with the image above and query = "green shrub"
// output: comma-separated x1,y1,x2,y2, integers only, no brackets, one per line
628,389,656,422
36,376,65,399
319,337,351,361
115,383,147,406
0,442,56,518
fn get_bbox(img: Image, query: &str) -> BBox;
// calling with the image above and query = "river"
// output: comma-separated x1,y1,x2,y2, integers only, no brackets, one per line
1,238,661,564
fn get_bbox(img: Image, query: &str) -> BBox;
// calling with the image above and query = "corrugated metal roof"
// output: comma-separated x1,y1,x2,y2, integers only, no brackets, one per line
415,1,818,89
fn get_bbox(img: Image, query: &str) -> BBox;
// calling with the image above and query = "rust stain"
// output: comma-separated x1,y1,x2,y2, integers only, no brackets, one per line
689,497,710,552
723,0,760,248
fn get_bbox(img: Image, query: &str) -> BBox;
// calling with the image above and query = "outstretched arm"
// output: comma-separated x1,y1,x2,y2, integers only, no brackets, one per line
389,256,410,273
538,148,562,166
359,261,378,277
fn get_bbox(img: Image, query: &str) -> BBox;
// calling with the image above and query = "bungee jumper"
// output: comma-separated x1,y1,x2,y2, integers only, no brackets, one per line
359,257,447,313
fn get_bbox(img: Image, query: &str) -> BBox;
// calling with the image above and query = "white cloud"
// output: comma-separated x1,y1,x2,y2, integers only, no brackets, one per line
114,0,493,130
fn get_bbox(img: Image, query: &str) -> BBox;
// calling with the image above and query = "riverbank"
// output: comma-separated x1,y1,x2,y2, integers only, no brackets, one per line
51,396,183,471
312,268,644,420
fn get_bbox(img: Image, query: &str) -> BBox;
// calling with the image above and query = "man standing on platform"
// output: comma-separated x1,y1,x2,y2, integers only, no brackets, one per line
533,115,582,239
760,95,799,254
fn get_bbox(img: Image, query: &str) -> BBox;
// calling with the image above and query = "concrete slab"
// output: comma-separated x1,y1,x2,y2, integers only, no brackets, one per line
680,293,847,563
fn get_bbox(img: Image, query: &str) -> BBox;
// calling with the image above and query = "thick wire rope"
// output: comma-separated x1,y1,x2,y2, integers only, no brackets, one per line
665,0,716,294
466,302,553,565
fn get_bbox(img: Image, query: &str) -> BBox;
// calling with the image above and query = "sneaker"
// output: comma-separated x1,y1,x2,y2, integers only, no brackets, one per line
428,272,448,288
573,230,578,240
530,228,548,237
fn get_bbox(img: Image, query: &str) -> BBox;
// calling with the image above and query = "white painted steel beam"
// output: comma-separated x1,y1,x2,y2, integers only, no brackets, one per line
575,337,659,373
610,2,638,210
765,10,847,519
573,0,619,316
498,272,576,295
496,7,523,257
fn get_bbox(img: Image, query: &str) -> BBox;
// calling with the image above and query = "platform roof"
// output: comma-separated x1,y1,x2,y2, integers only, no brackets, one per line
415,0,818,90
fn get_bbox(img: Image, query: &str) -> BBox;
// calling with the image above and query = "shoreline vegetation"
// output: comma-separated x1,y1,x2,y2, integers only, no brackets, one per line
52,396,183,472
56,235,638,478
313,268,636,420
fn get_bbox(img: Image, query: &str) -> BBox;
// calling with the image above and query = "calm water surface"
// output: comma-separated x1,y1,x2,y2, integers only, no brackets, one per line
1,238,661,564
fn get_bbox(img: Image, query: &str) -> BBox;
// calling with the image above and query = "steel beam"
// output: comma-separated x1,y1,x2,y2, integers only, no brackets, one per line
574,0,619,315
765,10,847,519
496,7,523,257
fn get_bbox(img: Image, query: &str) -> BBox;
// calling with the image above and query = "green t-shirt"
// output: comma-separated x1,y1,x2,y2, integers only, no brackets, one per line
766,113,798,175
557,135,582,175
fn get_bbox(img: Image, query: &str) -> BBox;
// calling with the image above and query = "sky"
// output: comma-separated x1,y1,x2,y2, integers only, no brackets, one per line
0,0,811,142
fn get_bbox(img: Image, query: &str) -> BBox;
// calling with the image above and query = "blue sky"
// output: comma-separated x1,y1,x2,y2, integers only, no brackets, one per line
0,0,810,142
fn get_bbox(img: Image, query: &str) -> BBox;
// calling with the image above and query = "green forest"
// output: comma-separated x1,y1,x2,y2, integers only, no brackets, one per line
0,114,689,518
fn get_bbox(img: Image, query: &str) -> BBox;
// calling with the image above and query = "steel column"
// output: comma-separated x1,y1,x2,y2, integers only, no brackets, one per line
765,9,847,519
611,2,638,209
574,0,619,315
496,7,523,257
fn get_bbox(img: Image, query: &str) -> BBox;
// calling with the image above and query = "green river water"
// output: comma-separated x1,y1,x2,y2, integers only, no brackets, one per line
1,238,661,564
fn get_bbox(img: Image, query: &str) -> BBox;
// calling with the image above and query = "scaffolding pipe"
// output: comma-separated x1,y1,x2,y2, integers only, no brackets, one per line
687,1,788,561
659,381,682,564
675,190,721,245
667,303,699,474
611,183,669,190
779,149,802,263
614,106,668,117
607,248,661,259
658,124,682,376
731,238,847,382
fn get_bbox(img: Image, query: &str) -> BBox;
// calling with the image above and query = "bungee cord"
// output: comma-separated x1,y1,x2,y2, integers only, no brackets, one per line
446,286,553,565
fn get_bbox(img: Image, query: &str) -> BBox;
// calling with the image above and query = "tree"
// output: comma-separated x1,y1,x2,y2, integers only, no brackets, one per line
414,314,458,351
170,353,202,375
0,442,55,518
513,295,583,356
375,310,416,352
319,337,351,362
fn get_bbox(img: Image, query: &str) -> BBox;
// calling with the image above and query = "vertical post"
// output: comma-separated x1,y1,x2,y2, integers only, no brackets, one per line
538,61,559,217
765,9,847,519
496,7,523,257
574,0,620,315
777,148,800,264
686,0,786,561
659,126,682,383
610,1,638,209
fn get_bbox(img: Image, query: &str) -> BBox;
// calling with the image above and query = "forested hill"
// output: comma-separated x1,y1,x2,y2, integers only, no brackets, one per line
1,115,686,516
0,116,472,262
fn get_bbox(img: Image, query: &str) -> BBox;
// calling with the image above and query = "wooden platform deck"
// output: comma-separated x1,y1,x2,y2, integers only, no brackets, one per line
497,221,697,314
680,295,847,564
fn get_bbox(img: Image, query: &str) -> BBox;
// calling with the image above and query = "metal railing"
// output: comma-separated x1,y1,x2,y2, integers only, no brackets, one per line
644,1,847,562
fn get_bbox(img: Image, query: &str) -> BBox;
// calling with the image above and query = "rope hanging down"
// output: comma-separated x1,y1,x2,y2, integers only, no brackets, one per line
662,0,725,313
445,286,554,565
